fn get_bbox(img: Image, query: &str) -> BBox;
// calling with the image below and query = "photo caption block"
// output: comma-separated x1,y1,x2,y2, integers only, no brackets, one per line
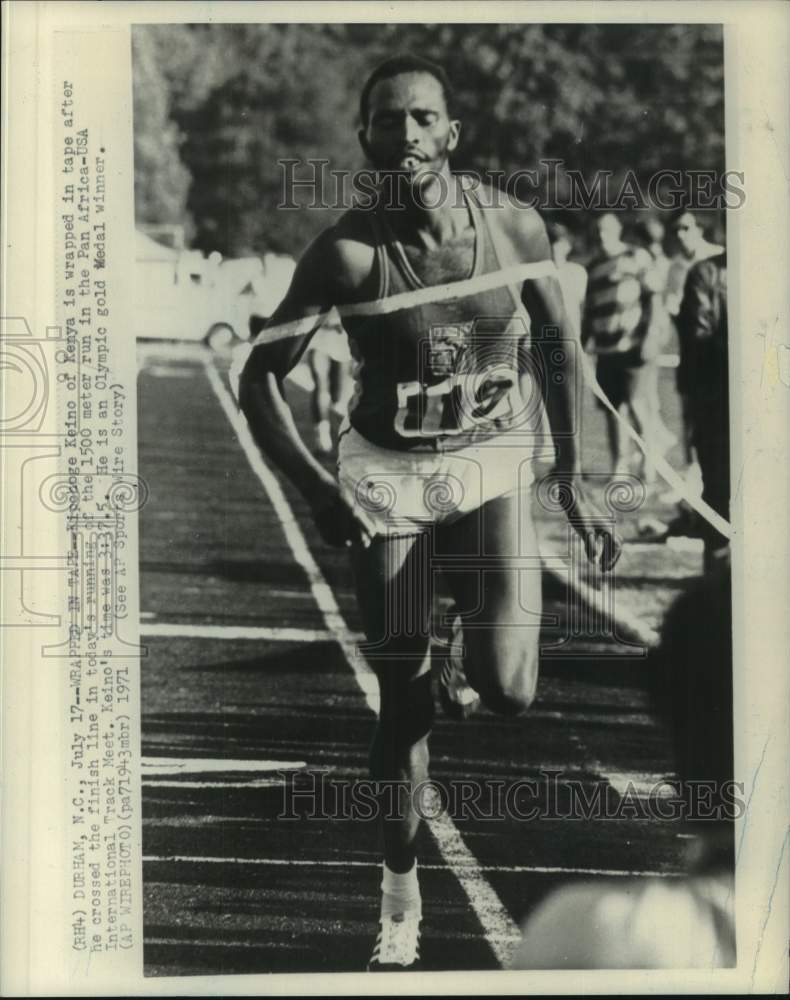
49,27,144,986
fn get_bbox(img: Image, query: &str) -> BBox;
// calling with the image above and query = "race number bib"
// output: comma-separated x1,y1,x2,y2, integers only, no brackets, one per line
392,322,528,439
393,364,521,438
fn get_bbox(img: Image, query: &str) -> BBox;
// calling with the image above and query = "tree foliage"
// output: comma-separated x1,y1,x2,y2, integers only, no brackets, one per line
131,28,192,228
132,22,725,257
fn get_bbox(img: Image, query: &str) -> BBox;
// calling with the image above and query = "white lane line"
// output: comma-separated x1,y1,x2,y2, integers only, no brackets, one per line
525,709,652,726
144,816,256,826
144,780,286,789
145,364,198,378
142,854,680,879
203,358,379,713
142,757,306,775
137,341,210,363
601,770,676,799
142,938,285,950
143,775,675,795
204,357,522,966
420,786,522,957
140,622,343,643
140,756,674,799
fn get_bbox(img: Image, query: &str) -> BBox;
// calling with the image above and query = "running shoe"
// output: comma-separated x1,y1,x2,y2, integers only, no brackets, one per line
438,615,481,719
367,912,422,971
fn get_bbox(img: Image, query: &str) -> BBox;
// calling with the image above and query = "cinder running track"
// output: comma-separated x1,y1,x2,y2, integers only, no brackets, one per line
138,343,702,976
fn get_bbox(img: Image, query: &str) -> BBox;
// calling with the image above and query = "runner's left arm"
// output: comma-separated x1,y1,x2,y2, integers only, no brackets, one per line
513,211,621,571
514,215,582,478
237,229,370,548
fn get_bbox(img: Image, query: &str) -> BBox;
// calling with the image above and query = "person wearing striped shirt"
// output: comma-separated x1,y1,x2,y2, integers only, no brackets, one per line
581,213,665,478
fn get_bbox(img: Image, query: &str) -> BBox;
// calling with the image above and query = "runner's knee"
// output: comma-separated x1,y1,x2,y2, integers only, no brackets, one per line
466,632,538,716
479,669,538,716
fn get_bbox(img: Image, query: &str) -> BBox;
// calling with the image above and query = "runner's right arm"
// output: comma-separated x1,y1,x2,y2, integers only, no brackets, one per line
238,231,368,547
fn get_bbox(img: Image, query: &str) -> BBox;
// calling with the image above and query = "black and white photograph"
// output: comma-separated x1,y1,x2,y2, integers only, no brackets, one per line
133,18,738,977
1,2,787,995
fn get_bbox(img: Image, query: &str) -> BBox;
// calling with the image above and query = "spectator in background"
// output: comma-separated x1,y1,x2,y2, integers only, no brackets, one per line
675,251,730,571
666,211,724,319
638,217,671,297
581,213,666,479
634,218,677,485
664,212,725,503
513,563,735,969
547,221,587,337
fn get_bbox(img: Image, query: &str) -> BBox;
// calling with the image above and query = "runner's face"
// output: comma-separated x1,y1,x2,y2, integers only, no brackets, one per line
360,72,459,182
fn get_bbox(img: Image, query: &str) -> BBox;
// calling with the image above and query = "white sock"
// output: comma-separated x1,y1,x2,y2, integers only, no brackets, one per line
380,860,421,919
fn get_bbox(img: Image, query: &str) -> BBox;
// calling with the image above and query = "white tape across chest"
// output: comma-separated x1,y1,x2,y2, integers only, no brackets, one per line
248,259,557,348
246,258,732,541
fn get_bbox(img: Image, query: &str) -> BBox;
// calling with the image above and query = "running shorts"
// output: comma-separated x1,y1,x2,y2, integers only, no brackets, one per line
338,425,537,538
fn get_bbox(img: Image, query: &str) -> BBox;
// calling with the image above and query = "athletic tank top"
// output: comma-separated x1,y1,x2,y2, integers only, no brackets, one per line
341,187,547,452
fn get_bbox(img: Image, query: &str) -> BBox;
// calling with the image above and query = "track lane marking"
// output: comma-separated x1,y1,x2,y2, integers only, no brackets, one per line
203,359,379,714
203,356,523,966
603,770,676,798
140,623,353,643
142,855,680,879
141,757,675,800
142,757,307,774
143,780,288,789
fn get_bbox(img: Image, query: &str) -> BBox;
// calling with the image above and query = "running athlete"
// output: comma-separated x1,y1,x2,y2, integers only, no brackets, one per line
239,55,620,971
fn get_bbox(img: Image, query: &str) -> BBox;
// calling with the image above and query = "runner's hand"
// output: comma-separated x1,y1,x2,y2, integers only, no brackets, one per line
564,488,622,572
308,481,372,549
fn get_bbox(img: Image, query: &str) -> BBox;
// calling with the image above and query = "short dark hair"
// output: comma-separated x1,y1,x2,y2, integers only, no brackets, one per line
671,209,700,231
636,217,665,242
359,55,454,128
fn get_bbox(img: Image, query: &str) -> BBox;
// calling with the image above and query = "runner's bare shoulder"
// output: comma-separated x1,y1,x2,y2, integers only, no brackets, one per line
320,209,379,305
271,211,375,315
493,197,552,264
240,213,377,384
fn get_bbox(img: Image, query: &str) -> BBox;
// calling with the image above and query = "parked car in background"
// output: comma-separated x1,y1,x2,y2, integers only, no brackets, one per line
134,230,295,349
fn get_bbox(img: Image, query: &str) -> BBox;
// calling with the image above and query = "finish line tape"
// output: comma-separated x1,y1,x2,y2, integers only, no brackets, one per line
241,259,731,541
247,259,558,347
580,355,731,539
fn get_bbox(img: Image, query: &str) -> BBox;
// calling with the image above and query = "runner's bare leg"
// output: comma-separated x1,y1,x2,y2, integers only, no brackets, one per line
439,493,541,714
351,532,434,873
